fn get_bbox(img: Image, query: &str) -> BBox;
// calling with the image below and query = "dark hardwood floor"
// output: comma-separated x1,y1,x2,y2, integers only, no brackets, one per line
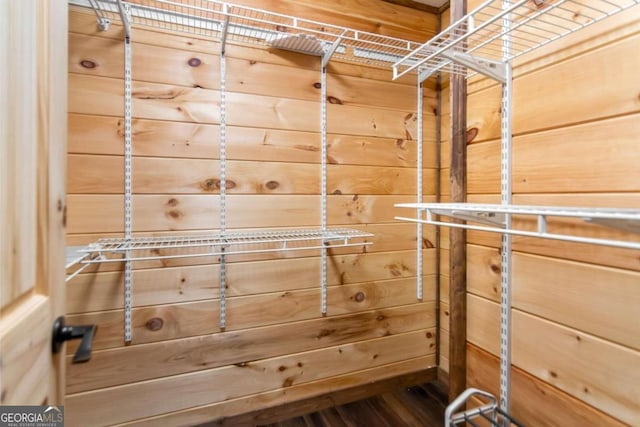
258,384,448,427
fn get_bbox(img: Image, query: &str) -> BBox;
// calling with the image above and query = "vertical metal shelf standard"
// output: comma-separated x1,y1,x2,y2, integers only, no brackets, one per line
392,0,640,424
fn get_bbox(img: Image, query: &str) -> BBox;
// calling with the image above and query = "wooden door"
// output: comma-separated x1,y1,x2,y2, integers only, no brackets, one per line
0,0,68,404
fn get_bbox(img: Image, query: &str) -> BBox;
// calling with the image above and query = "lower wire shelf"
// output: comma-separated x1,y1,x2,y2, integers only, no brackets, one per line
65,228,373,281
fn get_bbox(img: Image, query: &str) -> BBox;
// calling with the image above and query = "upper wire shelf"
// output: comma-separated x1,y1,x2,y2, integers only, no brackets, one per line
71,0,426,69
65,228,373,281
395,202,640,250
393,0,640,80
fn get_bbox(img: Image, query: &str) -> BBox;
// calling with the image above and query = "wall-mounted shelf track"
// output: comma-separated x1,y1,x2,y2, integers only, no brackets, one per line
396,203,640,250
70,0,425,68
393,0,639,81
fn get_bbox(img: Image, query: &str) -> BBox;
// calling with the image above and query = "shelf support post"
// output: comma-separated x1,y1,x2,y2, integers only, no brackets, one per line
499,0,514,417
449,0,468,402
218,4,229,331
120,1,133,344
320,61,328,316
416,72,428,302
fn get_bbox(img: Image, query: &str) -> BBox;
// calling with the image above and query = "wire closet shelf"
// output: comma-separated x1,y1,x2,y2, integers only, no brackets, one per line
66,229,373,280
396,203,640,250
74,0,426,67
393,0,640,80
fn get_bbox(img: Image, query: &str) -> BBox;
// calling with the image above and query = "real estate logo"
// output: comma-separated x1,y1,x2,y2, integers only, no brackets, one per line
0,405,64,427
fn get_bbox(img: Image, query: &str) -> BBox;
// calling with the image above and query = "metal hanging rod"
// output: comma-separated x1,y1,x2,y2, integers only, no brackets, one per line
393,0,640,80
395,202,640,250
70,0,425,69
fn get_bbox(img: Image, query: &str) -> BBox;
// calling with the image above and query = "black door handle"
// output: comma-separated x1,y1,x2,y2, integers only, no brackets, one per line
51,316,98,363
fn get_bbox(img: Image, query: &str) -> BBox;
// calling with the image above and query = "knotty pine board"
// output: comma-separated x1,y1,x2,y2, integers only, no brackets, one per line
467,345,626,427
66,249,435,313
67,113,438,168
67,278,435,354
65,330,436,426
66,194,436,233
467,35,640,143
68,8,428,88
68,33,436,112
67,154,436,195
440,33,640,145
66,275,435,352
66,302,436,393
513,311,640,426
467,244,640,350
68,74,435,139
102,357,436,427
467,296,640,425
466,114,640,194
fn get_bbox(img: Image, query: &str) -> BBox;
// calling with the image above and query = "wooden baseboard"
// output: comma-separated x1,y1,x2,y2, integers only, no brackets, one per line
199,367,438,426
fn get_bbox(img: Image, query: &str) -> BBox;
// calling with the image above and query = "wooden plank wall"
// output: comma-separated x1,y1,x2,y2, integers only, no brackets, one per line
440,2,640,425
65,2,439,425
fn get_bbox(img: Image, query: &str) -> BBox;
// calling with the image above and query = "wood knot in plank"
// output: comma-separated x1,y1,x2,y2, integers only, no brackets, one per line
133,88,183,100
353,292,365,302
327,96,343,105
316,328,336,339
282,377,295,387
166,198,179,207
188,57,202,67
166,210,183,220
265,180,279,190
466,127,479,144
422,238,434,248
80,60,97,69
294,144,319,152
201,179,217,192
395,139,407,150
146,317,164,331
313,82,322,89
212,179,236,190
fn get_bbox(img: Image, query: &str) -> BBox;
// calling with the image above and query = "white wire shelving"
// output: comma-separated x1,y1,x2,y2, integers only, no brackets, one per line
67,0,411,336
391,0,640,424
65,229,373,279
393,0,640,81
396,203,640,250
70,0,425,68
